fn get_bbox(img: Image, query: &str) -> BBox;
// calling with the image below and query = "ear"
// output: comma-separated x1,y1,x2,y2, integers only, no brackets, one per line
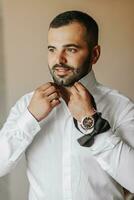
91,45,101,65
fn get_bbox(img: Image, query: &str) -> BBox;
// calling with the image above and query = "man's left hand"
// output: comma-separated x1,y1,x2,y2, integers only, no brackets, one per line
68,82,96,122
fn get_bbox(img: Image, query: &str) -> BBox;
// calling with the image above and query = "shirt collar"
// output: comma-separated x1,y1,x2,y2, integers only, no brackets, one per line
79,70,97,94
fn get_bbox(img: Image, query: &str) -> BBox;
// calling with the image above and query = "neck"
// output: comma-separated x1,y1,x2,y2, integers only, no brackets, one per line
59,85,72,104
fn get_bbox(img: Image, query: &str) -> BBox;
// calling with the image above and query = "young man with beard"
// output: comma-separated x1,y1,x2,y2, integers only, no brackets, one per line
0,10,134,200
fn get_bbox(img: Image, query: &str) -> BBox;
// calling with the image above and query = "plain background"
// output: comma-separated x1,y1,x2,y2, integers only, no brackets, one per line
0,0,134,199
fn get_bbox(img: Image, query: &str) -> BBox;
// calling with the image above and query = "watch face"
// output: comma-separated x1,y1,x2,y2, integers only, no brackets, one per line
82,116,94,130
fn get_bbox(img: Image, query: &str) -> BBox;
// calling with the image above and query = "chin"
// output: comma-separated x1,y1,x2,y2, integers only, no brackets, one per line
53,73,86,87
53,78,74,87
56,81,74,87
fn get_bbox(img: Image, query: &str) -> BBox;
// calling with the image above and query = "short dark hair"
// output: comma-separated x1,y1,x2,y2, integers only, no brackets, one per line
49,10,99,48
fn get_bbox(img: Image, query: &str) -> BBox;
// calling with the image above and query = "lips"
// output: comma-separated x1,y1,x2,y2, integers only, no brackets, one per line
54,67,72,76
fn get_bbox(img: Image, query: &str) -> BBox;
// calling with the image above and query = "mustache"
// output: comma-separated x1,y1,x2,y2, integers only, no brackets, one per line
52,64,74,71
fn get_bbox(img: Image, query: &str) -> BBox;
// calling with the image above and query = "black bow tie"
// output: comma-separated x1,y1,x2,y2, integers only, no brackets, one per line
74,113,111,147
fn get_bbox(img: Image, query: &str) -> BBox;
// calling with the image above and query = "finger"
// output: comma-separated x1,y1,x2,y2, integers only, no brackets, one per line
51,99,61,108
70,85,79,96
74,82,89,95
75,83,96,108
74,82,86,91
43,85,60,97
47,92,60,102
37,82,56,92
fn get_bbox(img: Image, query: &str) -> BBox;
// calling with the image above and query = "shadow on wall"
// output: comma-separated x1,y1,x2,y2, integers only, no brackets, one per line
0,2,10,200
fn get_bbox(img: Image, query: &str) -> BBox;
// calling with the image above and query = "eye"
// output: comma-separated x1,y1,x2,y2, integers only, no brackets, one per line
48,47,55,53
66,48,78,53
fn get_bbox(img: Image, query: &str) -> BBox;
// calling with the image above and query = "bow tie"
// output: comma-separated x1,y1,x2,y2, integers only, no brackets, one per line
74,113,111,147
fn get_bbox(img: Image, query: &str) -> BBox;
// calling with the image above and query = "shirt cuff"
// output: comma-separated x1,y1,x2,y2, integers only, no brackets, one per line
17,109,41,140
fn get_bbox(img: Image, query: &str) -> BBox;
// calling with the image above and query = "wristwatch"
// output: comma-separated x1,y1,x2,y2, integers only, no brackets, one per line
80,111,100,132
80,115,95,131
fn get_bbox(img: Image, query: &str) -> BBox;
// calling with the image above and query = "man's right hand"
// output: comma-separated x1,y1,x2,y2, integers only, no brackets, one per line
28,82,61,122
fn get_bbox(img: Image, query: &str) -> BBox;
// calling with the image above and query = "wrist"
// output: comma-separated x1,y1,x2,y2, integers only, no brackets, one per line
85,107,97,117
79,107,97,122
27,107,42,122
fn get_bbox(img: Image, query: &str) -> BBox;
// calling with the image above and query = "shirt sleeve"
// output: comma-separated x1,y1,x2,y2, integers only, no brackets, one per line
89,119,134,193
0,95,41,177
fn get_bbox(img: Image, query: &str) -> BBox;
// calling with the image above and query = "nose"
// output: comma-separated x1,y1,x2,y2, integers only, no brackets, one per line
56,51,67,65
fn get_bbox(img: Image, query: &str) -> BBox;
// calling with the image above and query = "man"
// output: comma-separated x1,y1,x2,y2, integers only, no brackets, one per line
0,10,134,200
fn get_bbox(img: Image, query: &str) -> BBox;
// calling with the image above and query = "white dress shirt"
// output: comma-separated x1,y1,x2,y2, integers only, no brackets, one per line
0,70,134,200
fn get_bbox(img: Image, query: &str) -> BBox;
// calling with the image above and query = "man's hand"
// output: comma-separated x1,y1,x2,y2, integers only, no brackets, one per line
68,82,96,122
28,82,61,122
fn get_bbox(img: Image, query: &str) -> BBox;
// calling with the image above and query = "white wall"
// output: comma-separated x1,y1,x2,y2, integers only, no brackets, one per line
1,0,134,199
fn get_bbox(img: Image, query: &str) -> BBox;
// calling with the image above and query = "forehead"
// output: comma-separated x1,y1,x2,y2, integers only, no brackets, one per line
48,22,87,45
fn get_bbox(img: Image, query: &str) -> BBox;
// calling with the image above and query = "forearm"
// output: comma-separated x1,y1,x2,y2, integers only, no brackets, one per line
89,129,134,193
0,109,40,177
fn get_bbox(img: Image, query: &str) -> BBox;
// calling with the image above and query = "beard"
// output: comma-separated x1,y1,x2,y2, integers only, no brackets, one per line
48,55,92,87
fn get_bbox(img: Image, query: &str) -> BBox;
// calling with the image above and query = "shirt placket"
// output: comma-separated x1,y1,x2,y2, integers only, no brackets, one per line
62,116,72,200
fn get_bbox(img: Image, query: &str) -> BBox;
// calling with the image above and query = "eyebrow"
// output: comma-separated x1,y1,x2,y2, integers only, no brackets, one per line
48,44,81,49
63,44,81,48
48,45,56,49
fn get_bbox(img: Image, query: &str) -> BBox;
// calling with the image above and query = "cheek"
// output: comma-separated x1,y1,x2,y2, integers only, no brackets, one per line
68,55,81,66
72,55,88,68
48,54,54,67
